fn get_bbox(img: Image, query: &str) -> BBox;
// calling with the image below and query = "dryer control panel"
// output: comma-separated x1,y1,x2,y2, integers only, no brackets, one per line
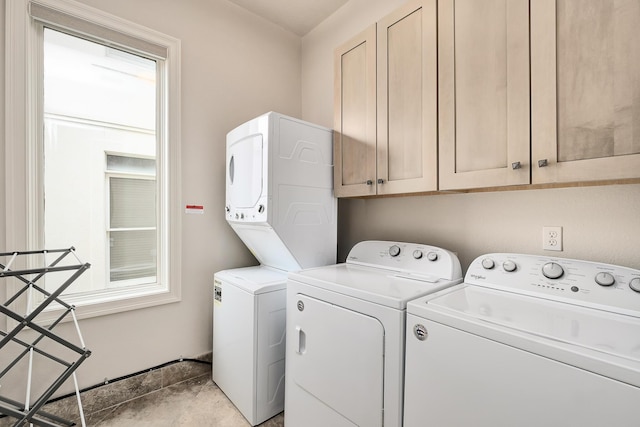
346,240,462,282
466,253,640,317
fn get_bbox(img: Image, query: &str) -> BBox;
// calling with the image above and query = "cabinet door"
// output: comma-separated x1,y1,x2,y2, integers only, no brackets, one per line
532,0,640,183
439,0,530,190
377,0,437,194
334,25,377,197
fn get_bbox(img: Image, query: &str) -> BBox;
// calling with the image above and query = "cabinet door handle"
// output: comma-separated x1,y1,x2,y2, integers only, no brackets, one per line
538,159,548,168
366,180,373,185
377,178,384,184
511,161,521,170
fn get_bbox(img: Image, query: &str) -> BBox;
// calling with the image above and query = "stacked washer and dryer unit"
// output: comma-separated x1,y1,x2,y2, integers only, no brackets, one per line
212,112,335,426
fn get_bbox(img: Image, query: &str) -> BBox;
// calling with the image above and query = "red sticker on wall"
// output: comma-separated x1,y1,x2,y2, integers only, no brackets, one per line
185,205,204,214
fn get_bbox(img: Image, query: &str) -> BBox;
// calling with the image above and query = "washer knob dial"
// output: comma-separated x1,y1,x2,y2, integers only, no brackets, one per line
542,262,564,279
481,258,495,270
427,252,438,262
629,278,640,293
595,272,616,287
503,260,517,272
389,245,401,257
413,250,423,259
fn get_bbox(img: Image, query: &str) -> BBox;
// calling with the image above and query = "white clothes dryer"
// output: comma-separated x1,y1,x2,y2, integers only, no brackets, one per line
404,253,640,427
225,111,336,271
284,240,462,427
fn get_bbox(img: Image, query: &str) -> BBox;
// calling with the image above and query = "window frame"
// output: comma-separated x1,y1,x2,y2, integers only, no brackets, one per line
5,0,182,321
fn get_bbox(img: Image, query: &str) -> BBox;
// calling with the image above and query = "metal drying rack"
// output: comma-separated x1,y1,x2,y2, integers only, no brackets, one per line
0,248,91,427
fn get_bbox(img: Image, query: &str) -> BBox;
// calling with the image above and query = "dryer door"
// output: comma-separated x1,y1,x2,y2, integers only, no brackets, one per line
287,294,384,427
227,132,264,209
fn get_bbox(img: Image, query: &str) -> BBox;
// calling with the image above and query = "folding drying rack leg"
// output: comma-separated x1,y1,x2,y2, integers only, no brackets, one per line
0,248,91,427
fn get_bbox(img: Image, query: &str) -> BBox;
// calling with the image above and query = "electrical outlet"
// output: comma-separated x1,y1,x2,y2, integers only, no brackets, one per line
543,226,563,251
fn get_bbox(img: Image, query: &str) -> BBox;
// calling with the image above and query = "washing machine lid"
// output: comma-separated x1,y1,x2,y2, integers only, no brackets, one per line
288,263,461,310
410,284,640,387
214,265,288,294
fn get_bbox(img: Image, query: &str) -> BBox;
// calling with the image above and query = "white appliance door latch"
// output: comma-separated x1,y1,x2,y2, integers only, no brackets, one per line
295,326,306,355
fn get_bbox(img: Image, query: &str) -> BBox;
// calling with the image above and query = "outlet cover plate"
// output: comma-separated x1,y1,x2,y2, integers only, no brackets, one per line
543,226,563,251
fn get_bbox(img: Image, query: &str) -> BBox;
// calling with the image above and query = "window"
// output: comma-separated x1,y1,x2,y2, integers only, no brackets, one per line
5,0,181,320
106,155,157,285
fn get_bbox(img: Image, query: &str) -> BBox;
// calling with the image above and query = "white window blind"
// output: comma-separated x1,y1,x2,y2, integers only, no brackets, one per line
108,154,157,283
109,230,156,282
110,178,156,228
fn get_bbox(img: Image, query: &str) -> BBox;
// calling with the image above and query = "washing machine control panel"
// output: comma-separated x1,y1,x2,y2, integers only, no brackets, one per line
467,253,640,317
346,240,462,282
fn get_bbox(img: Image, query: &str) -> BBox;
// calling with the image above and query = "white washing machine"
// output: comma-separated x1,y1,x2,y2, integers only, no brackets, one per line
284,240,463,427
404,253,640,427
213,266,287,426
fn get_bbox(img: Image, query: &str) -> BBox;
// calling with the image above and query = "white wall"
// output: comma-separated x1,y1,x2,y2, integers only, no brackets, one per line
0,0,5,284
1,0,301,396
301,0,640,270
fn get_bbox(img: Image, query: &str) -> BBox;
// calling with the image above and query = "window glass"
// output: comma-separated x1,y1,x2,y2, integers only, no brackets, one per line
109,230,157,283
43,28,158,295
109,177,156,228
107,154,156,175
44,28,156,127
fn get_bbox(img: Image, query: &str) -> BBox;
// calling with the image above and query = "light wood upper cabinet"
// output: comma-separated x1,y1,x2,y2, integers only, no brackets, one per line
334,25,377,197
335,0,640,197
334,0,437,197
532,0,640,184
376,0,437,195
438,0,530,190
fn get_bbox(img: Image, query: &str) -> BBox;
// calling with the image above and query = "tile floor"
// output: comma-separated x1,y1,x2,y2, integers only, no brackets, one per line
91,375,284,426
0,359,282,426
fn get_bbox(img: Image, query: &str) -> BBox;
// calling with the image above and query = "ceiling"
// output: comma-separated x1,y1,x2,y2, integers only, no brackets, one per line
226,0,349,36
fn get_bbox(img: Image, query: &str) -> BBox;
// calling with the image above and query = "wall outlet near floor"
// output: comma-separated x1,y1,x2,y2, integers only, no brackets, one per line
543,226,563,251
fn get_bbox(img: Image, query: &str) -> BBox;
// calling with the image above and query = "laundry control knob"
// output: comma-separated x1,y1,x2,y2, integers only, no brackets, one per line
389,245,401,257
412,250,423,259
629,278,640,293
258,204,265,213
502,260,517,272
427,252,438,262
595,272,615,287
481,258,495,270
542,262,564,279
